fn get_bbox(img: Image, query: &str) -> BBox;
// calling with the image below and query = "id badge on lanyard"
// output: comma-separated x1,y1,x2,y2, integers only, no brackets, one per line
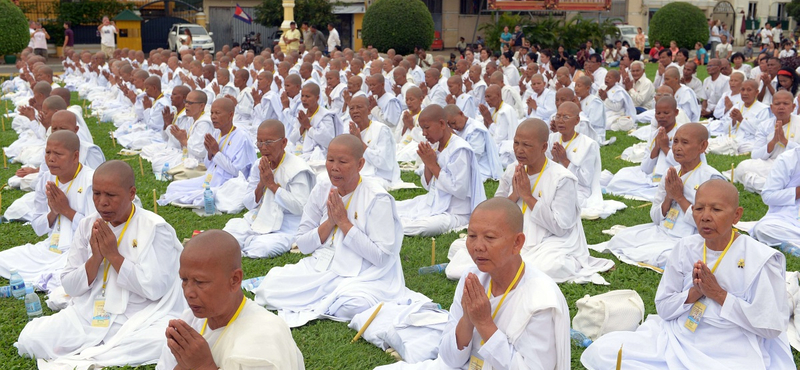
48,233,62,254
684,299,707,332
92,297,111,327
662,203,680,230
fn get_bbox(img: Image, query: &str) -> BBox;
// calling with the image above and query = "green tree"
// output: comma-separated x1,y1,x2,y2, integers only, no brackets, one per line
648,2,708,49
788,0,800,23
362,0,433,55
255,0,337,28
0,0,31,56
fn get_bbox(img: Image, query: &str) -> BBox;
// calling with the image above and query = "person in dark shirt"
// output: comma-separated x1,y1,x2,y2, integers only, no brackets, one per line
63,21,74,48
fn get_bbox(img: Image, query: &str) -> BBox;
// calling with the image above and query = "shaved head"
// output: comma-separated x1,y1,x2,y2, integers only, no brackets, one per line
329,134,365,159
47,130,80,153
258,119,285,137
43,95,67,111
183,230,242,274
559,101,580,116
656,85,674,96
95,160,135,189
302,83,320,97
212,97,235,113
406,86,424,99
443,104,462,118
33,81,51,96
51,110,78,132
773,90,794,102
656,95,677,110
419,103,446,123
145,76,161,88
676,122,708,142
51,87,71,106
516,118,550,143
697,179,740,208
472,197,523,233
665,67,681,80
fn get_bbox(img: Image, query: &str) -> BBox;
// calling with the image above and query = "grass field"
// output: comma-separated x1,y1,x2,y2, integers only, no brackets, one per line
0,63,797,369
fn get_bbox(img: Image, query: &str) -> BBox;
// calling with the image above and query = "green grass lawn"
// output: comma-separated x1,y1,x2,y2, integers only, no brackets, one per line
0,63,796,369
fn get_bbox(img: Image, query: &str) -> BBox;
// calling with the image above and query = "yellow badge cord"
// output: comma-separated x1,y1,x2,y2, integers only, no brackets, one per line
560,132,577,151
522,159,548,214
331,177,362,243
481,261,525,345
703,229,736,273
200,296,247,351
102,205,135,296
54,163,83,229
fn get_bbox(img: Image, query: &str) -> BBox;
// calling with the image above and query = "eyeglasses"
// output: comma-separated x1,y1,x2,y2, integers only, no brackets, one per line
185,100,204,105
256,139,282,147
553,114,574,121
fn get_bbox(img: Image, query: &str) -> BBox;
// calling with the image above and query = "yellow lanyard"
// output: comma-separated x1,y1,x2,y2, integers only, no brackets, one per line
481,261,525,345
703,229,736,273
491,102,503,122
217,124,236,153
101,205,135,295
559,132,577,151
441,134,452,151
301,106,320,139
331,177,362,243
200,296,247,351
262,153,286,194
731,102,754,136
171,107,185,126
187,111,205,138
679,162,702,185
54,164,82,229
521,159,548,214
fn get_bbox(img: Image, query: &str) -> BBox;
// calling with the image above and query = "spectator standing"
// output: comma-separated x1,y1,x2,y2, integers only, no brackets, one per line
282,21,301,52
27,21,35,49
500,26,512,50
301,22,312,46
97,16,117,58
31,22,49,60
708,18,721,58
716,35,733,60
63,22,73,50
327,23,340,55
513,25,524,51
720,23,732,44
761,23,773,48
634,27,646,53
309,25,326,51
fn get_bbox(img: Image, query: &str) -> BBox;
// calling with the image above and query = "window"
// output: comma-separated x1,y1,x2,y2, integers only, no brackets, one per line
776,3,787,20
460,0,481,14
421,0,442,13
747,2,757,19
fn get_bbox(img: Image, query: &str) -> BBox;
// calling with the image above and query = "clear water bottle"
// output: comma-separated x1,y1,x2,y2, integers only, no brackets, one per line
10,269,25,300
203,186,215,215
570,328,592,347
419,263,449,275
0,285,12,298
160,162,170,181
241,276,264,291
24,286,42,321
780,242,800,257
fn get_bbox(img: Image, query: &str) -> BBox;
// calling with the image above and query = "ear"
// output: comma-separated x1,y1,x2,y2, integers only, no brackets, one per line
357,157,365,172
230,268,243,290
129,186,137,202
512,232,525,254
733,206,744,224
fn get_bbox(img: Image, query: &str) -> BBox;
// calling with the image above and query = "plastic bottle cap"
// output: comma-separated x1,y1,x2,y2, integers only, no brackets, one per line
10,268,17,274
25,286,33,294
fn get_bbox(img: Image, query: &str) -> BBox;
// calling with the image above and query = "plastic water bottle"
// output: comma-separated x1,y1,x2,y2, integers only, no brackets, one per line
0,285,12,298
10,269,25,300
160,162,170,181
203,186,215,215
418,263,449,275
780,242,800,257
570,328,592,347
24,286,42,321
241,276,264,291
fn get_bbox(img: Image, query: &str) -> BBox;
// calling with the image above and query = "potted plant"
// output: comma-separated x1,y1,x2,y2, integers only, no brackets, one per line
0,0,30,64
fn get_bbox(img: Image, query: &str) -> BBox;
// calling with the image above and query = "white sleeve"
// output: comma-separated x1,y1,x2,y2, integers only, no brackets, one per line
529,177,580,237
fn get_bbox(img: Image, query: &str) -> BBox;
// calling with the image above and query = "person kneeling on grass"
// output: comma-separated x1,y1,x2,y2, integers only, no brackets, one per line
155,230,304,369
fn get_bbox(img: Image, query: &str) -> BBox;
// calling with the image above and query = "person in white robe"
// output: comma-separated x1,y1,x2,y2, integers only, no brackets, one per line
479,85,519,168
605,97,685,202
489,72,526,119
625,61,655,110
251,71,285,127
574,76,607,143
445,75,477,119
735,91,800,193
550,87,599,143
750,146,800,247
223,120,314,258
707,71,745,136
0,132,95,292
346,96,402,188
707,80,770,155
226,69,256,136
466,65,487,107
156,230,304,369
423,68,448,107
681,62,706,103
396,86,426,162
158,98,256,208
447,119,614,284
5,82,52,163
379,198,570,370
16,161,186,369
523,74,557,121
366,73,402,129
603,124,725,268
582,180,795,370
288,83,345,164
253,135,406,327
701,59,730,118
445,105,503,182
652,49,681,88
115,76,172,150
391,66,416,110
584,54,608,95
8,81,50,138
599,70,636,131
664,67,700,122
397,105,486,236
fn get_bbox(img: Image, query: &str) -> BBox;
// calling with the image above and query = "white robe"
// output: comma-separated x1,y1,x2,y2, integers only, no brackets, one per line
735,115,800,193
454,93,477,120
605,125,680,201
253,177,405,327
396,135,486,237
455,118,503,181
603,83,636,131
580,94,607,143
526,88,556,122
158,127,257,207
224,153,315,258
16,207,186,369
0,167,95,292
582,235,795,370
702,74,730,112
371,92,403,128
751,147,800,247
379,266,570,370
288,105,345,163
140,112,216,175
155,299,305,370
707,101,770,155
359,120,402,188
487,102,519,168
675,85,700,122
468,80,487,107
604,164,725,268
115,95,172,150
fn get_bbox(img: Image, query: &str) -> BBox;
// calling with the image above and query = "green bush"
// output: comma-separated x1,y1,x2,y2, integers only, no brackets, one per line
43,23,65,46
0,0,31,56
57,0,136,26
362,0,433,55
648,2,708,49
255,0,336,30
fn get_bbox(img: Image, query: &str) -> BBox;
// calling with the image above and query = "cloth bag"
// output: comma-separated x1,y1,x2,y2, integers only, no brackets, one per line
572,289,645,341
